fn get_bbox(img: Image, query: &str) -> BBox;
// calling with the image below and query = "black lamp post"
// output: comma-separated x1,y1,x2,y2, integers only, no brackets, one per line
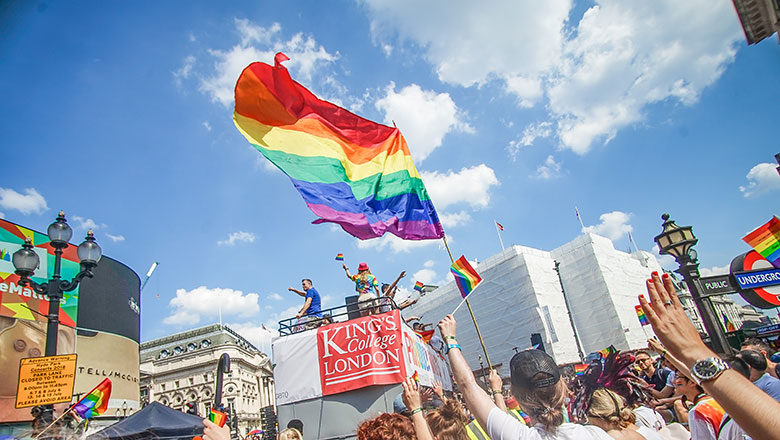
12,211,102,425
653,214,730,355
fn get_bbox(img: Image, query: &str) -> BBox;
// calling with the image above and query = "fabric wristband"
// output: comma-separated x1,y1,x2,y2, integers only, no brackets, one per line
410,407,423,415
491,389,502,396
444,335,457,340
446,343,461,354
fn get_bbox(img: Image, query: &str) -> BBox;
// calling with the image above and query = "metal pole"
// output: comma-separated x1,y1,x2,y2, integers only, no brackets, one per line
554,261,585,362
44,248,63,357
676,258,732,355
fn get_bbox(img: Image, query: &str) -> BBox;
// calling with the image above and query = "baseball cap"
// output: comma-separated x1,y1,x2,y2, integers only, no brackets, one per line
510,349,560,389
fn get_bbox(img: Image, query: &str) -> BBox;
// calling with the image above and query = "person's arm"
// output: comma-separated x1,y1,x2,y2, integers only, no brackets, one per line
640,271,780,440
438,315,497,430
488,369,506,411
672,399,688,425
650,385,674,399
401,377,434,440
296,297,312,318
288,286,306,297
385,271,406,298
342,264,352,280
648,338,692,380
202,419,230,440
432,380,447,403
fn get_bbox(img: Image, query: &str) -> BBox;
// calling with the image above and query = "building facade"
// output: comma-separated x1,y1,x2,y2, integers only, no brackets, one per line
405,233,663,374
140,325,274,435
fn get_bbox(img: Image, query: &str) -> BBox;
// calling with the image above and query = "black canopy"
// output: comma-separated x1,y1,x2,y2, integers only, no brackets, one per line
88,402,203,440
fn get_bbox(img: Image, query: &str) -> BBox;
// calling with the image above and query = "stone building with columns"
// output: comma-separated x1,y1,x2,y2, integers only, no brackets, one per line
139,324,274,435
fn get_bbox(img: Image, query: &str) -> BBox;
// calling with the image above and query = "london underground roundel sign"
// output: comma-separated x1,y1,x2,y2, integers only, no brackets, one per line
730,251,780,308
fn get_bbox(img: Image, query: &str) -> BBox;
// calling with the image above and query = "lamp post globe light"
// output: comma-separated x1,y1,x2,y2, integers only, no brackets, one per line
11,211,102,426
653,214,731,355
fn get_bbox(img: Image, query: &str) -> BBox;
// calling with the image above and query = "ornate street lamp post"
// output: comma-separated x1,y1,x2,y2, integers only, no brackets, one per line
653,214,731,355
12,211,102,426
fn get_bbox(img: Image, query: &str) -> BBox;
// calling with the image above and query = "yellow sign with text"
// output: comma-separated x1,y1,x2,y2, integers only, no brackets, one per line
15,354,77,408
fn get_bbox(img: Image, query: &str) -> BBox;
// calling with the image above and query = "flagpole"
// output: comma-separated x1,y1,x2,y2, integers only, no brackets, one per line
495,220,505,251
575,207,585,230
441,235,493,370
33,407,74,440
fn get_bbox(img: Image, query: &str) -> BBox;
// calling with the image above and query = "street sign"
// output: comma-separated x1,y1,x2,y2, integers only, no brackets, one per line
734,267,780,290
15,354,77,408
756,323,780,336
700,274,736,295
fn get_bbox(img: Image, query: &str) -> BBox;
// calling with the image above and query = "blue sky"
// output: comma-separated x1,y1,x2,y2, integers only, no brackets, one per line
2,0,779,348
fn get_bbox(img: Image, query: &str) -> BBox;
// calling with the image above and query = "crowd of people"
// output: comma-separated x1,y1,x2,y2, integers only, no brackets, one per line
203,271,780,440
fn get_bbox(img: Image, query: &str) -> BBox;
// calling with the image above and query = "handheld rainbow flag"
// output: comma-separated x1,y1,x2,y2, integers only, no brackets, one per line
414,329,435,344
233,53,444,241
635,305,650,326
209,409,228,427
413,281,424,292
72,378,111,419
598,345,617,359
573,364,589,376
450,255,482,298
723,315,736,332
335,253,344,261
411,371,420,383
743,216,780,268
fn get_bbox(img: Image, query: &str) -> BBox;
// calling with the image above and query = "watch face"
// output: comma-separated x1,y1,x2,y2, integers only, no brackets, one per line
694,361,717,378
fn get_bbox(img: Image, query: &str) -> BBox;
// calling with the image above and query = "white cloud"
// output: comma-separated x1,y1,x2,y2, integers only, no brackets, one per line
651,244,677,269
439,211,471,228
217,231,256,246
533,155,562,180
699,264,730,277
356,233,447,253
0,187,48,215
423,260,435,268
268,292,284,301
228,321,276,354
413,268,438,285
583,211,633,241
203,121,212,131
105,233,125,243
739,162,780,197
421,164,499,210
200,19,338,107
72,216,99,231
509,122,553,155
363,0,742,154
375,82,473,163
173,55,196,87
164,286,260,325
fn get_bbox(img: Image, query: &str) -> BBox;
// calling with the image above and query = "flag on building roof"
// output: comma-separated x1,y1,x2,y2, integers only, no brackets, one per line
414,281,424,292
496,221,504,231
450,255,482,298
742,216,780,268
573,364,589,376
635,305,650,326
723,314,736,332
233,53,444,241
335,253,344,261
72,378,111,419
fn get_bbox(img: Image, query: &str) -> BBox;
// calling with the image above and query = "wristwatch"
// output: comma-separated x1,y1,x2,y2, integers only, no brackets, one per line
690,357,729,385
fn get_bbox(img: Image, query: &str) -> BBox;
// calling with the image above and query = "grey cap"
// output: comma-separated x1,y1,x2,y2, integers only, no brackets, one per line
510,349,560,389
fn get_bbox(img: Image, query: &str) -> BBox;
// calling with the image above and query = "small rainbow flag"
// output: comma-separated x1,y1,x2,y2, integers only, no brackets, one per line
411,371,420,383
414,329,435,343
209,409,228,427
573,364,589,376
635,305,649,326
335,253,344,261
496,221,504,231
743,216,780,268
72,378,111,419
414,281,424,292
723,315,736,332
450,255,482,298
598,345,617,359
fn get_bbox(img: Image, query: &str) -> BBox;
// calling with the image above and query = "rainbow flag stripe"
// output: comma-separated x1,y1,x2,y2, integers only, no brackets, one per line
209,409,228,427
72,378,111,419
450,255,482,298
635,305,649,326
573,364,588,376
335,253,344,261
414,281,424,292
233,53,444,241
723,315,736,332
598,345,617,359
743,216,780,268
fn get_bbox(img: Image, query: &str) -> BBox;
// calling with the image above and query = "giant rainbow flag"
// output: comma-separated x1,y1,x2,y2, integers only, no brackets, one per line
742,216,780,268
72,378,111,419
233,53,444,241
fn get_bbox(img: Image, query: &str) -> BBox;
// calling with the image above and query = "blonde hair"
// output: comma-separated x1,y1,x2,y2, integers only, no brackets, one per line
278,428,303,440
511,380,567,433
587,388,635,429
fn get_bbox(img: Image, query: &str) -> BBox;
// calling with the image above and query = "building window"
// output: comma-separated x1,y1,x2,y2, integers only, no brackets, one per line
161,384,166,391
189,378,194,385
175,380,180,388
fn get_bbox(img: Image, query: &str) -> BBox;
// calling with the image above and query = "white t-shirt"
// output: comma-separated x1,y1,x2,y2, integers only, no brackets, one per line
486,407,612,440
634,406,666,431
718,415,751,440
665,370,676,388
636,425,664,440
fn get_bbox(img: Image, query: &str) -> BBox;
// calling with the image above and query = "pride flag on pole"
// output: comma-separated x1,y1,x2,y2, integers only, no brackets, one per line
635,305,650,326
573,364,589,376
496,221,504,231
723,315,736,332
233,53,444,241
72,378,111,419
335,253,344,261
450,255,482,298
414,281,424,292
742,216,780,268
